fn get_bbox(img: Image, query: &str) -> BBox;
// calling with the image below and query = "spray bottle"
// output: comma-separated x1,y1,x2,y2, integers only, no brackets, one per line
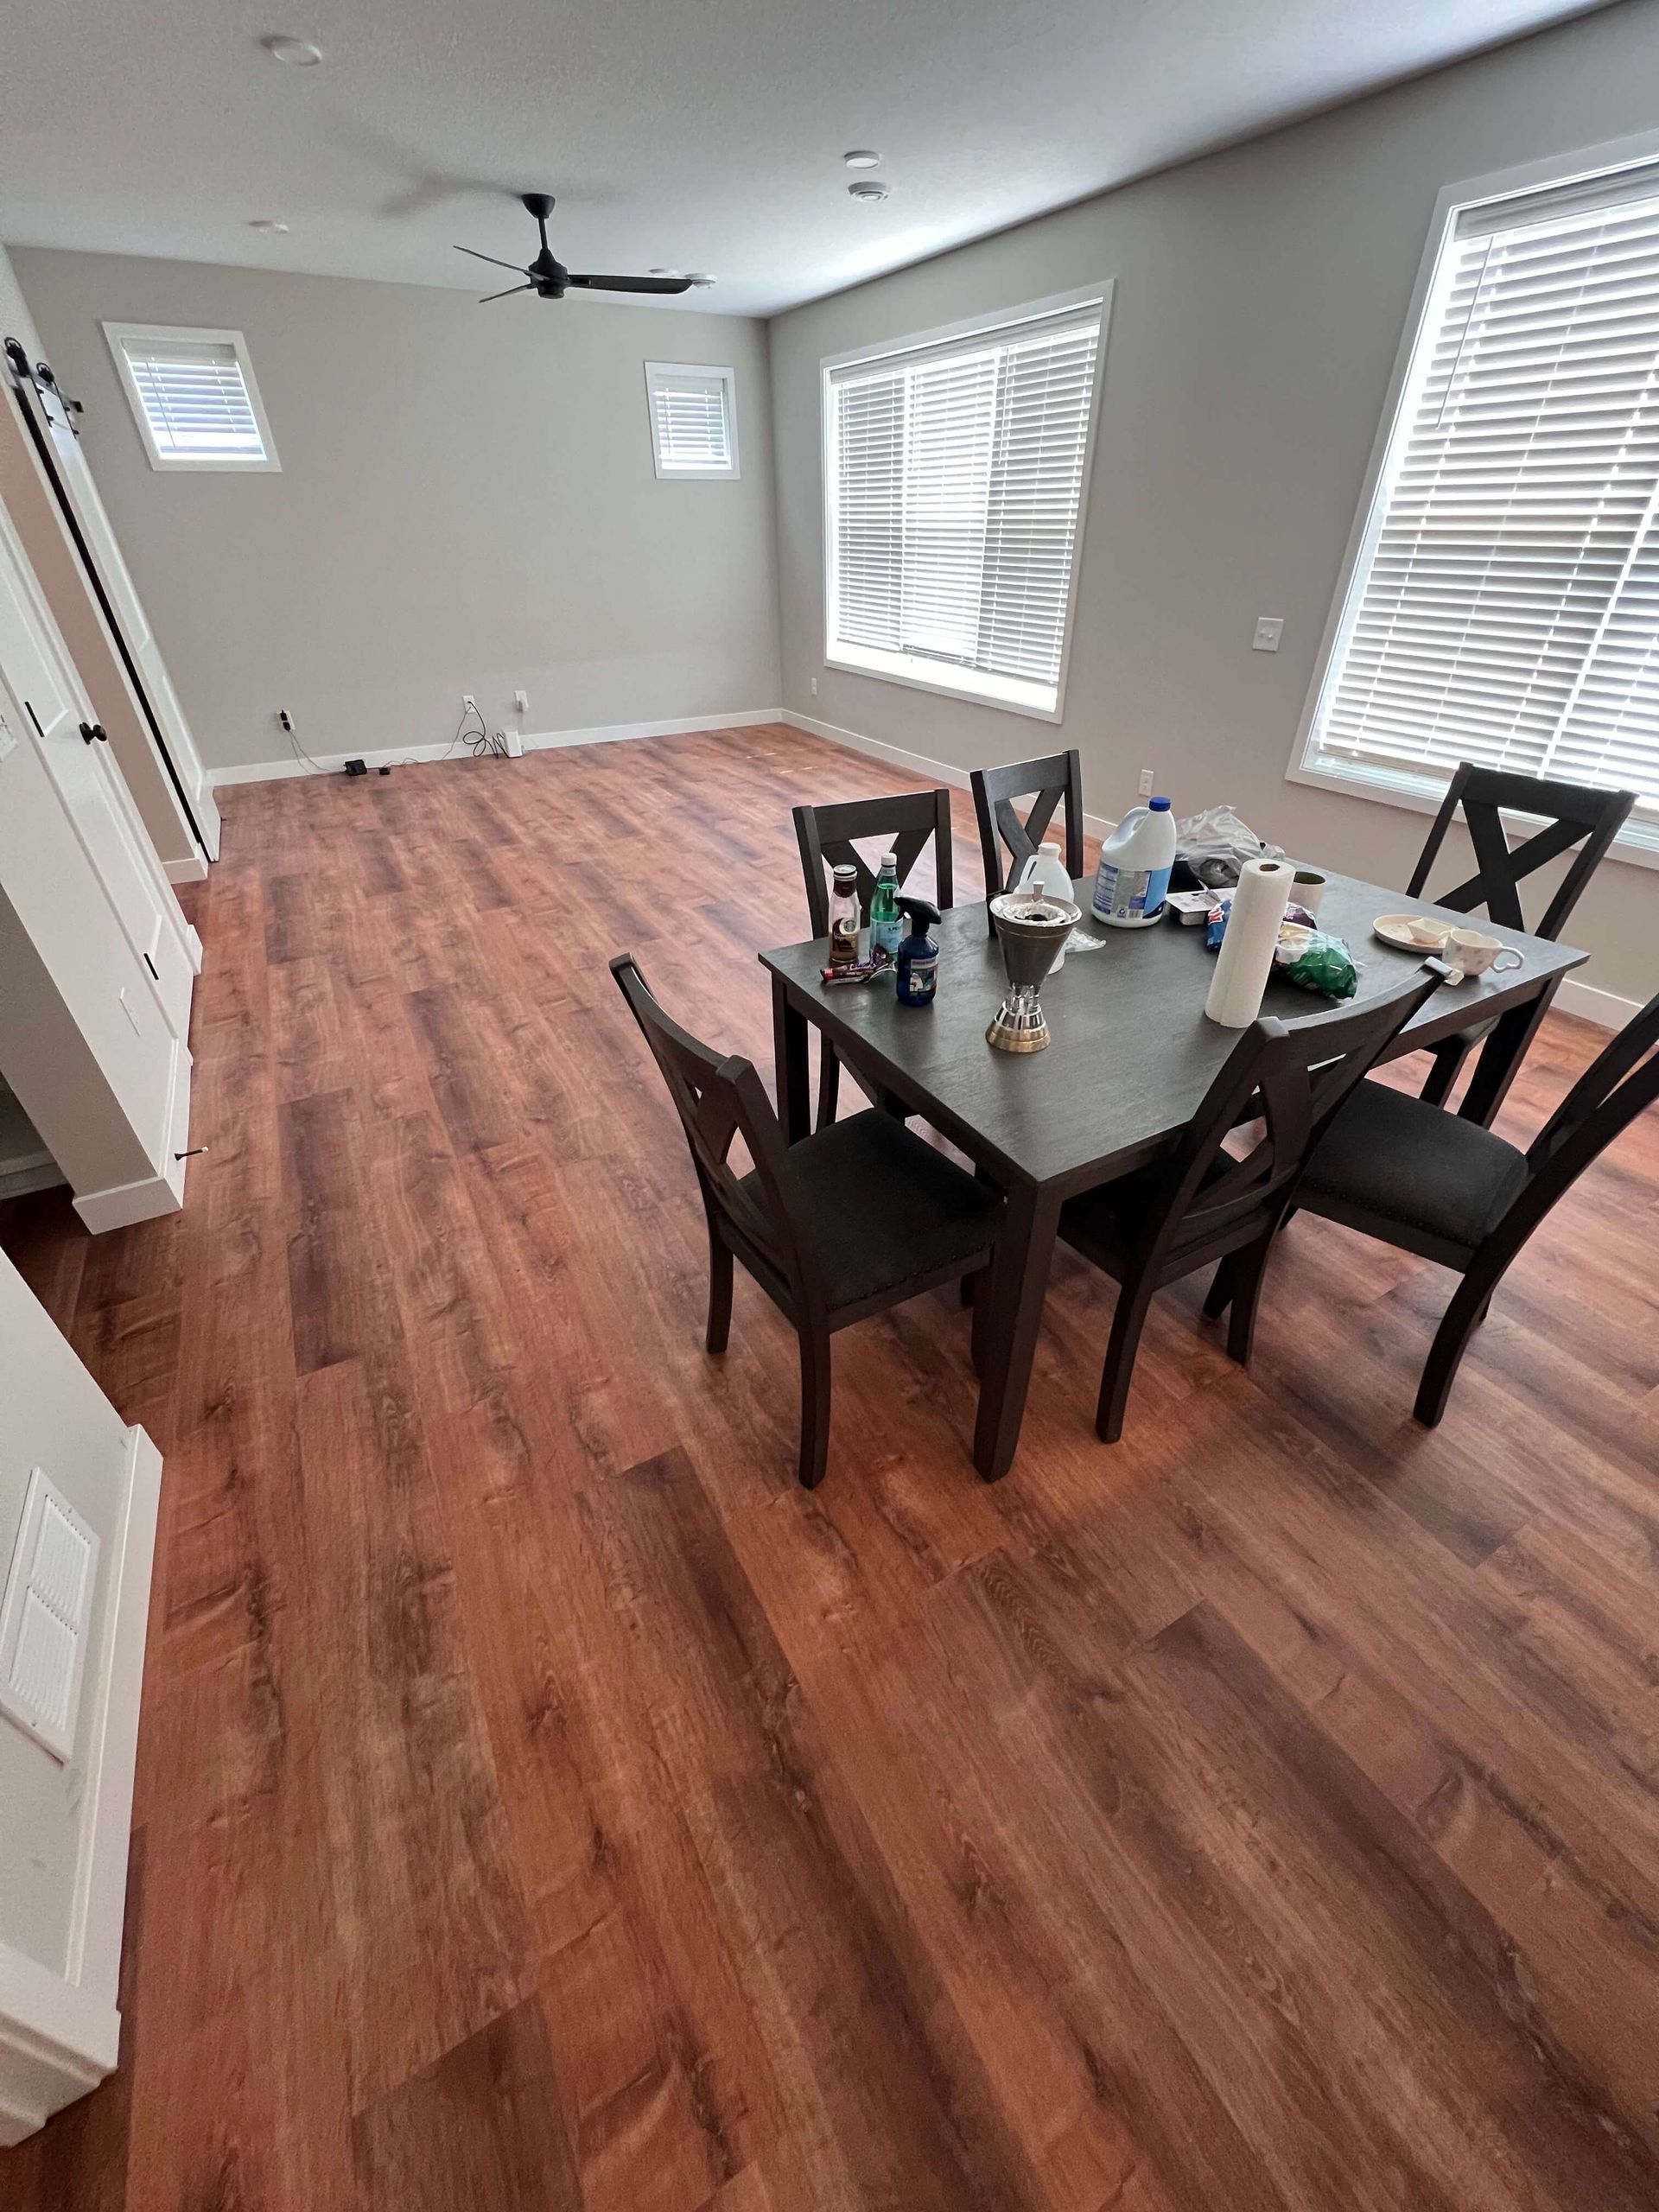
895,897,941,1006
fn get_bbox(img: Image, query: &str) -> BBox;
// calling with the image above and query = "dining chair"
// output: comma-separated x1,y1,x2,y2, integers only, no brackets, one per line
970,749,1085,910
610,952,1001,1489
792,787,955,1127
1213,985,1659,1427
1060,962,1447,1441
1404,763,1636,1111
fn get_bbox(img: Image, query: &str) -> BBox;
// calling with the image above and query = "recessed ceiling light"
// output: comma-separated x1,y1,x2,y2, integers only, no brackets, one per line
262,35,323,64
848,180,890,203
686,273,716,287
649,267,681,277
248,218,290,233
842,150,880,169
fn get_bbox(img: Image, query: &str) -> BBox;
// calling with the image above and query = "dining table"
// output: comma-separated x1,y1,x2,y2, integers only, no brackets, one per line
760,869,1588,1480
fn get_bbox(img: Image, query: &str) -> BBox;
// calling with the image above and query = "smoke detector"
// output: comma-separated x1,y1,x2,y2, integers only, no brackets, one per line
848,180,890,203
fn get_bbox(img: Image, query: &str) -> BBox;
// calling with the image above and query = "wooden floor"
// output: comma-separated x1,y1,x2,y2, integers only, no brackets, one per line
3,721,1658,2211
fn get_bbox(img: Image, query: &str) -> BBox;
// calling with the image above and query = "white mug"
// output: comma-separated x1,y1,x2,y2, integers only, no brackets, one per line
1446,925,1523,982
1290,868,1327,918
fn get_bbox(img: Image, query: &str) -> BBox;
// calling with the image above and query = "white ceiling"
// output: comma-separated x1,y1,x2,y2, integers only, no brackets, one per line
0,0,1612,316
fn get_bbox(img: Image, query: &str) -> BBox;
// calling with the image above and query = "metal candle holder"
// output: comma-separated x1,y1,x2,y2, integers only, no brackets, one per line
986,890,1082,1052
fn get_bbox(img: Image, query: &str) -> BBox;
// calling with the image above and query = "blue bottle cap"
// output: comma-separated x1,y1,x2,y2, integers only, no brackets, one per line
1149,796,1172,810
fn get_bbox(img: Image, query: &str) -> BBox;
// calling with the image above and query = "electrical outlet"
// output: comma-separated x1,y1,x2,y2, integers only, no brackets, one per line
1252,615,1285,653
462,693,478,712
512,690,529,716
810,676,819,696
1138,767,1154,797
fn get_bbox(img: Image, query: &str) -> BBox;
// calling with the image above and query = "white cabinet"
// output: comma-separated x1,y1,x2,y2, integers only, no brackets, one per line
0,1249,160,2144
0,482,197,1230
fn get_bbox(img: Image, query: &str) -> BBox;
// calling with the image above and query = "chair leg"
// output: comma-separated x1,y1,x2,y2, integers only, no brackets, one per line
816,1045,841,1131
1419,1035,1470,1109
1202,1253,1237,1320
704,1224,733,1355
796,1321,832,1488
1415,1266,1497,1427
1224,1235,1273,1366
1095,1277,1157,1445
969,1267,993,1376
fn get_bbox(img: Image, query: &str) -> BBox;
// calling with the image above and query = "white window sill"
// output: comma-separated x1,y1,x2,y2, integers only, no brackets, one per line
825,641,1061,721
1287,749,1659,874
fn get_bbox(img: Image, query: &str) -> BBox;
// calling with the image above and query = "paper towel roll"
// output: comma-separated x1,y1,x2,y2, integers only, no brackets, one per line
1205,857,1293,1027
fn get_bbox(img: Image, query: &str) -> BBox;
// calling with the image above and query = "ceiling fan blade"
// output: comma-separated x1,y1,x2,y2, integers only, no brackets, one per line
454,245,529,273
477,283,536,303
566,272,695,295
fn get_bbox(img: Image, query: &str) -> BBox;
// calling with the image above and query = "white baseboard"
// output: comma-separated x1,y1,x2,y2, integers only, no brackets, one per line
0,1422,159,2143
781,708,1116,840
208,709,785,788
0,1152,65,1200
1554,976,1637,1030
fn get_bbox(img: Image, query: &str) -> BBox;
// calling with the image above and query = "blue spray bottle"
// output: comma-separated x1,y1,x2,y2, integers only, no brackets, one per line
895,897,941,1006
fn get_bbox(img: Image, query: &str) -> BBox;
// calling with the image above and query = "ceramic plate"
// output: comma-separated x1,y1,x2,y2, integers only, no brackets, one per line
1373,912,1452,953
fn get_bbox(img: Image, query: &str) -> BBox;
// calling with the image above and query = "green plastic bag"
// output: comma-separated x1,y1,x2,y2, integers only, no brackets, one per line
1274,925,1357,1000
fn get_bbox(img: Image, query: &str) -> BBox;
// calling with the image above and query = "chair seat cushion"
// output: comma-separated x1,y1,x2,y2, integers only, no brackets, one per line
1300,1078,1528,1249
740,1111,1000,1313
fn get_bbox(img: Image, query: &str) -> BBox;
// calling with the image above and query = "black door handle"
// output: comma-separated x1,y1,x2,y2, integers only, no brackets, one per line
79,721,109,743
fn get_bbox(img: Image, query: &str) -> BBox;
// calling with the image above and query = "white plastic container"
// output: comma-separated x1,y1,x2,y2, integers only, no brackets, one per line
1014,841,1077,969
1091,798,1176,928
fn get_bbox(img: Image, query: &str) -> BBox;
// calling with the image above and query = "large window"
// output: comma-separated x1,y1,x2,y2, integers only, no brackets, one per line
1300,155,1659,855
823,289,1109,719
104,324,279,473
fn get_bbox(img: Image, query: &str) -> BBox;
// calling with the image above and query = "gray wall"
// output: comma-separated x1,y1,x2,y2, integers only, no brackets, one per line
768,1,1659,1008
11,252,781,773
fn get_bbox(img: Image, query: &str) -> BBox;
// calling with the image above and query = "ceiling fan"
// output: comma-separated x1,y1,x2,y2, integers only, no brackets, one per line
456,193,696,302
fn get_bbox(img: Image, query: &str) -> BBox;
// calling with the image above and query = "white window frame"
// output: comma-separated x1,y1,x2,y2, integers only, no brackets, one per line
820,283,1112,724
103,322,281,474
644,361,740,480
1288,128,1659,874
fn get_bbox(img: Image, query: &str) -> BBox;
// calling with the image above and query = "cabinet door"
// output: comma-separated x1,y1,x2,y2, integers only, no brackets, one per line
29,369,219,857
0,499,181,1033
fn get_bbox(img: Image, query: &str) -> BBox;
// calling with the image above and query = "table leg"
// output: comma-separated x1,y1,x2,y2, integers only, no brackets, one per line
972,1179,1063,1482
1458,978,1560,1128
772,975,811,1145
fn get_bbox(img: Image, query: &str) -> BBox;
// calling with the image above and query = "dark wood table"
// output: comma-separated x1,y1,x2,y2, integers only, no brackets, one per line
760,872,1587,1480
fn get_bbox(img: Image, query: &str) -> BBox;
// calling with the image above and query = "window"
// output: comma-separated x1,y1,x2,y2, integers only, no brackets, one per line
104,323,279,473
823,288,1109,719
645,362,739,479
1299,153,1659,855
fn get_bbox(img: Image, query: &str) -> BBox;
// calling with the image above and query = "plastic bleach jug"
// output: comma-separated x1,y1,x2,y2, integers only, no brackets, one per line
1091,798,1176,928
1014,841,1077,969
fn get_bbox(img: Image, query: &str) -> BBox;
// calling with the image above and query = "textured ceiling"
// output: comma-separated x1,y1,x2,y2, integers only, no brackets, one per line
0,0,1611,315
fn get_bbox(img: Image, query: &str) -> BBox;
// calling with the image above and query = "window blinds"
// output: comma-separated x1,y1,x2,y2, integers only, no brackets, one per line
645,365,737,475
120,336,267,461
1311,175,1659,827
827,306,1103,714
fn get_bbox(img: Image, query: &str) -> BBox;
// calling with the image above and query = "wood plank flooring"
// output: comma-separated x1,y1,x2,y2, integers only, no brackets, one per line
3,721,1658,2211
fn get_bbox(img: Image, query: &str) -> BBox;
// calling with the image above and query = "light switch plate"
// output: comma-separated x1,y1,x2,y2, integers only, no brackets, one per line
1252,615,1285,652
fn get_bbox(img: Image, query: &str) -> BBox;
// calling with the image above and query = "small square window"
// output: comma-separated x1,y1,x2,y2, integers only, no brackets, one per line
645,362,739,480
104,323,280,473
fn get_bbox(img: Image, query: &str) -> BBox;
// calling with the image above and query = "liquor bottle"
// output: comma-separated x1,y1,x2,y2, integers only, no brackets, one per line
826,862,861,969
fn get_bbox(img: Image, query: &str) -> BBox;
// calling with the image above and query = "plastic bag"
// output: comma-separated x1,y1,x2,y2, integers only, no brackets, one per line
1173,804,1286,891
1205,900,1357,1001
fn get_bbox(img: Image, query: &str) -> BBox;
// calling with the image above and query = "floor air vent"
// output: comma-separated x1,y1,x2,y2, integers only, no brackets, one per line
0,1469,99,1763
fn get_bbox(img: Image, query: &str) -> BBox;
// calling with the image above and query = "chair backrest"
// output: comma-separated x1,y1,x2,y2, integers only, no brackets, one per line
1139,962,1450,1274
609,953,819,1307
793,789,955,935
1501,987,1659,1243
1405,763,1636,942
970,750,1085,902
